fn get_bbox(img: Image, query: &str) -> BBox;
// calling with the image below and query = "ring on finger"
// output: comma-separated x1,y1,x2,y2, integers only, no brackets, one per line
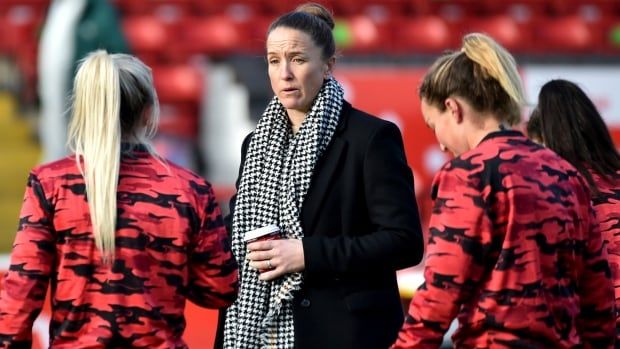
267,260,273,269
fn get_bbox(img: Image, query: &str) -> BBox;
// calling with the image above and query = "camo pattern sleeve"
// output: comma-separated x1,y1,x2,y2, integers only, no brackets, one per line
0,149,238,349
0,172,53,347
591,170,620,342
393,130,614,349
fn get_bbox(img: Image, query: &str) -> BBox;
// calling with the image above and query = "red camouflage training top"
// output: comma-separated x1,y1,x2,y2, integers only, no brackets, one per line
394,130,615,349
0,147,238,348
591,169,620,342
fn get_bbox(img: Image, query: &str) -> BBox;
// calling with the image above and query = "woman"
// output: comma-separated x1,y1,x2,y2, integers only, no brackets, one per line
222,3,424,348
393,34,615,348
0,51,238,348
529,78,620,342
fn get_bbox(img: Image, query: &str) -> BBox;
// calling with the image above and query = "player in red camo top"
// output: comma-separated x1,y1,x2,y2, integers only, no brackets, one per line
393,33,615,348
0,51,238,348
528,78,620,343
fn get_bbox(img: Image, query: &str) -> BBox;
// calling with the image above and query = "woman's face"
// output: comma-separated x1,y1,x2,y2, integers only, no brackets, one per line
266,26,332,115
421,98,467,157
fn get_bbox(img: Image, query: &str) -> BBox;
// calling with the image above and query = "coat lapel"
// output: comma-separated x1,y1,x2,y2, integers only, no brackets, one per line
301,101,351,234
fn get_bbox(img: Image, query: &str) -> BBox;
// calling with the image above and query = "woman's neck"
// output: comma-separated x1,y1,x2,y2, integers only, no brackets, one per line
287,109,307,134
466,115,507,149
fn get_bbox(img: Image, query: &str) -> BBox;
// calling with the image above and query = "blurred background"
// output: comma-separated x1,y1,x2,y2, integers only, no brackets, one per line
0,0,619,347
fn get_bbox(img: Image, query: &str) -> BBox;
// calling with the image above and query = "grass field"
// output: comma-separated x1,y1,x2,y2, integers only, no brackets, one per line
0,92,41,252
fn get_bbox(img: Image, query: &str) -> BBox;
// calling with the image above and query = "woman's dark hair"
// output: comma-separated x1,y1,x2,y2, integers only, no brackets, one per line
537,79,620,192
526,108,543,143
267,2,335,60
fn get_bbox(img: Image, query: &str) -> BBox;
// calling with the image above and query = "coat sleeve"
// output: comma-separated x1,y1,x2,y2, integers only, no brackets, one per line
187,182,239,308
0,173,54,347
302,122,424,275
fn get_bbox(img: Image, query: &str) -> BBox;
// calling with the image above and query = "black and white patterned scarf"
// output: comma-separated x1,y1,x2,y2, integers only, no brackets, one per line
223,78,344,348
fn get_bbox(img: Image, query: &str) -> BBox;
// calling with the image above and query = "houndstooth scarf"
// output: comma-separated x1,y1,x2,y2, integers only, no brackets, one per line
223,78,344,348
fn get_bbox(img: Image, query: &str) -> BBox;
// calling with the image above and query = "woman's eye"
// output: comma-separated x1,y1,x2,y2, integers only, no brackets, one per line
292,58,305,63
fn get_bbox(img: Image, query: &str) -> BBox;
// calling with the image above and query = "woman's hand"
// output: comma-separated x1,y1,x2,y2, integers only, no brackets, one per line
247,239,305,281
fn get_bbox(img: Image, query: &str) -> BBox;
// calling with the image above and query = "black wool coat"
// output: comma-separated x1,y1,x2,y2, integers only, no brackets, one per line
220,101,424,349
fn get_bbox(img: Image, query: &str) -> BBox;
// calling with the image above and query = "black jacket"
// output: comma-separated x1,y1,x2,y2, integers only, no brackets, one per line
219,101,424,349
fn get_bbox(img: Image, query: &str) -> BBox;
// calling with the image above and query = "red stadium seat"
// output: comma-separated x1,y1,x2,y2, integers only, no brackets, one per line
112,0,191,16
461,15,530,52
347,15,383,51
240,16,272,53
332,0,363,15
408,0,479,17
192,0,265,16
152,64,204,104
338,0,407,17
264,0,336,15
152,64,204,139
477,0,546,24
0,0,49,15
397,15,454,53
336,0,402,16
536,16,598,52
181,15,244,56
406,0,433,16
336,14,394,53
123,16,170,56
0,3,45,54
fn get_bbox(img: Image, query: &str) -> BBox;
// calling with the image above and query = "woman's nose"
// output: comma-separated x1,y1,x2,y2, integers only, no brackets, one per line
280,62,293,80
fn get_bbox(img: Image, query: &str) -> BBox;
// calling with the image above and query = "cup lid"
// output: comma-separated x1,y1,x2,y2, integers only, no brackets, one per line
243,224,280,242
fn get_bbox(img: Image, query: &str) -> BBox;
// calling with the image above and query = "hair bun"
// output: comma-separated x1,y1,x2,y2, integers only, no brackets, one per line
295,2,335,30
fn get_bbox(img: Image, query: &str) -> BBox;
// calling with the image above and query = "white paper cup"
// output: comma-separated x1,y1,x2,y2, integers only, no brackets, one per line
243,224,281,243
245,225,281,273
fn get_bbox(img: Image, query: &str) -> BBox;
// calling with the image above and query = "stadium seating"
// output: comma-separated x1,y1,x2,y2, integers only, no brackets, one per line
0,2,45,55
2,0,620,158
396,15,455,52
180,15,244,56
5,0,620,64
460,15,530,52
152,64,203,138
537,15,599,52
123,15,170,64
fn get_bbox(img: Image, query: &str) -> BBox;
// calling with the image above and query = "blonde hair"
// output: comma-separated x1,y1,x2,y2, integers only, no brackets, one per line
420,32,525,125
67,50,159,263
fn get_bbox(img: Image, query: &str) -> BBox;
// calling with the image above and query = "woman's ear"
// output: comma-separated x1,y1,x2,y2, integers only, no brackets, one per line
141,105,155,129
444,97,463,124
324,57,336,79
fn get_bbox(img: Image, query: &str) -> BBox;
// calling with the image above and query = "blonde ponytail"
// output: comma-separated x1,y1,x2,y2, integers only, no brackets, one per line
68,50,121,263
419,32,525,125
462,33,525,107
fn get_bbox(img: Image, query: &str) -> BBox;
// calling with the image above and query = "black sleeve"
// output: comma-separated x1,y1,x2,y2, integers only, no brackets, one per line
302,122,424,275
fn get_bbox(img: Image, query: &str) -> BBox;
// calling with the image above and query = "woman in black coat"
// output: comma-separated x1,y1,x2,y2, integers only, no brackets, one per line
221,3,424,348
